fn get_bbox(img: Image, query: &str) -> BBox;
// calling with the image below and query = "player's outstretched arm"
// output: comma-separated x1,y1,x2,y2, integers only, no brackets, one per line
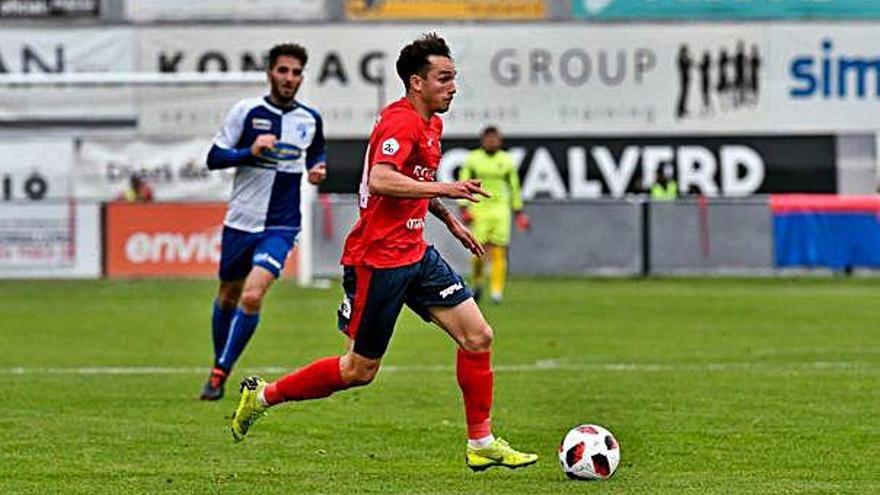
369,164,491,201
368,163,448,198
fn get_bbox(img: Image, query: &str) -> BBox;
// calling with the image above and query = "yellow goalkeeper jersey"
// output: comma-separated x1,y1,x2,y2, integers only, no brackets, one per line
458,149,523,213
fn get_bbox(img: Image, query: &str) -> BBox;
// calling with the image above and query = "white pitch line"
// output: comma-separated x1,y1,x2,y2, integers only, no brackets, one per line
0,360,872,376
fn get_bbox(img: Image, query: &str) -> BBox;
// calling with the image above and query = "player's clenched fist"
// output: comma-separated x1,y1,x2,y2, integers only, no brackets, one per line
250,134,278,157
308,164,327,185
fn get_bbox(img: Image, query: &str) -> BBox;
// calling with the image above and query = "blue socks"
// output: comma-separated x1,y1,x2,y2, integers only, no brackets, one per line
212,301,235,366
217,308,260,372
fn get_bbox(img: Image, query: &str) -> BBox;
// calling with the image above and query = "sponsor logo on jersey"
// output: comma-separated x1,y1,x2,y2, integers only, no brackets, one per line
259,142,303,164
405,218,426,230
252,118,273,131
413,165,436,182
439,282,463,299
382,138,400,155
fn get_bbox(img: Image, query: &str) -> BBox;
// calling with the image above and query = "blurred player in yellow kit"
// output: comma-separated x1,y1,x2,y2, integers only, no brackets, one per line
458,126,529,304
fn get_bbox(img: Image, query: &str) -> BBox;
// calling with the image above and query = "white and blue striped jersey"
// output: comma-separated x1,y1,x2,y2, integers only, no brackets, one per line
208,96,326,233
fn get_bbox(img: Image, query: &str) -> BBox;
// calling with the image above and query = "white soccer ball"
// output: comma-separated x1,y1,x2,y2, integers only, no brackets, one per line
558,424,620,480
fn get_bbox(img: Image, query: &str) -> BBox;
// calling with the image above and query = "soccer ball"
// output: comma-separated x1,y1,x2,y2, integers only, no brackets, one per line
558,424,620,480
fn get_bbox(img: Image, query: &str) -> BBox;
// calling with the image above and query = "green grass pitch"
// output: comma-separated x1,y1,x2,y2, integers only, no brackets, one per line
1,277,878,494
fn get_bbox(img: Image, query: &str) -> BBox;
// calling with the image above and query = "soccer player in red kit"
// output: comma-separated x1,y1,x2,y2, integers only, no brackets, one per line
231,33,538,471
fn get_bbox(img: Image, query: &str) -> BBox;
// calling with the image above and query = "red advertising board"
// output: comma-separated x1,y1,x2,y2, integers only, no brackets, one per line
105,202,297,278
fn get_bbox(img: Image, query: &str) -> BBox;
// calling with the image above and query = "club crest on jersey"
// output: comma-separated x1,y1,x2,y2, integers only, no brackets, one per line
381,138,400,156
296,123,308,140
252,118,273,131
338,296,352,319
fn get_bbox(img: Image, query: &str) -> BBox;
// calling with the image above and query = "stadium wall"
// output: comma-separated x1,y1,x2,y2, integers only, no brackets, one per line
2,195,876,280
3,18,880,278
311,195,777,277
649,199,773,274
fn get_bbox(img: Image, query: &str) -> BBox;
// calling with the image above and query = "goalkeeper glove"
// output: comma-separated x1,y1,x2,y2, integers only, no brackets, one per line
460,208,474,224
515,211,531,231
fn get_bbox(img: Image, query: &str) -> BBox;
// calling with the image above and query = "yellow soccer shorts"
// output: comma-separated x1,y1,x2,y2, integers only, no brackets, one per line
471,207,512,247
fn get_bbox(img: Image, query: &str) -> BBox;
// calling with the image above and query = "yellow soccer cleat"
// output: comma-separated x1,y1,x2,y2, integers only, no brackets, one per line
466,438,538,472
230,376,268,442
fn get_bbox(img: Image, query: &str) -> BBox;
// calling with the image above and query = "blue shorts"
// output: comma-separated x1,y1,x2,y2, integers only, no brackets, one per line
218,226,299,281
337,246,473,359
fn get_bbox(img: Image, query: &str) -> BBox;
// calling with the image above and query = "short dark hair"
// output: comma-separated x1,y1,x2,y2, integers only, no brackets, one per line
396,33,452,90
269,43,308,69
480,125,500,137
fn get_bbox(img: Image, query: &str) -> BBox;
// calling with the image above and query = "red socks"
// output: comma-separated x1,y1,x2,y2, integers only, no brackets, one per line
456,348,493,440
262,350,494,442
263,356,347,406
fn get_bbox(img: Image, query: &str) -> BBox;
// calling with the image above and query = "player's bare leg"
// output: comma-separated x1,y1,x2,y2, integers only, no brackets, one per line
238,266,276,312
232,342,378,440
201,279,244,400
218,280,245,304
429,299,538,470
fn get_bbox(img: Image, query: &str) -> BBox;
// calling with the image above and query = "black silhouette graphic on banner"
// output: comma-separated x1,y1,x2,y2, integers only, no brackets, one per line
676,45,692,119
676,41,761,119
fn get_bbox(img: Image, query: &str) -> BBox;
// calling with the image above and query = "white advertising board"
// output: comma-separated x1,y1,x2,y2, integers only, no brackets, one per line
0,28,135,121
0,28,132,74
0,139,101,278
768,25,880,132
0,202,101,278
136,24,774,137
5,24,880,136
0,138,74,201
73,137,233,201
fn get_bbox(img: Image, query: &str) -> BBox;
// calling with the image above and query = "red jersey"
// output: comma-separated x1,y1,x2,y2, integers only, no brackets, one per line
341,98,443,268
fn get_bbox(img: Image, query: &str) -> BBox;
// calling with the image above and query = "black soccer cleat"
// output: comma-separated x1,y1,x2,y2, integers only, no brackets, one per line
199,368,228,401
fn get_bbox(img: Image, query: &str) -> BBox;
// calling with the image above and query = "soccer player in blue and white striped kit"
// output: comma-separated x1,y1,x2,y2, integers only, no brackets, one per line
199,43,327,400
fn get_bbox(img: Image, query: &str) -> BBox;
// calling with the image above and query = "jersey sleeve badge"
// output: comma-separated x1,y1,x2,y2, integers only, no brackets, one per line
381,138,400,156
